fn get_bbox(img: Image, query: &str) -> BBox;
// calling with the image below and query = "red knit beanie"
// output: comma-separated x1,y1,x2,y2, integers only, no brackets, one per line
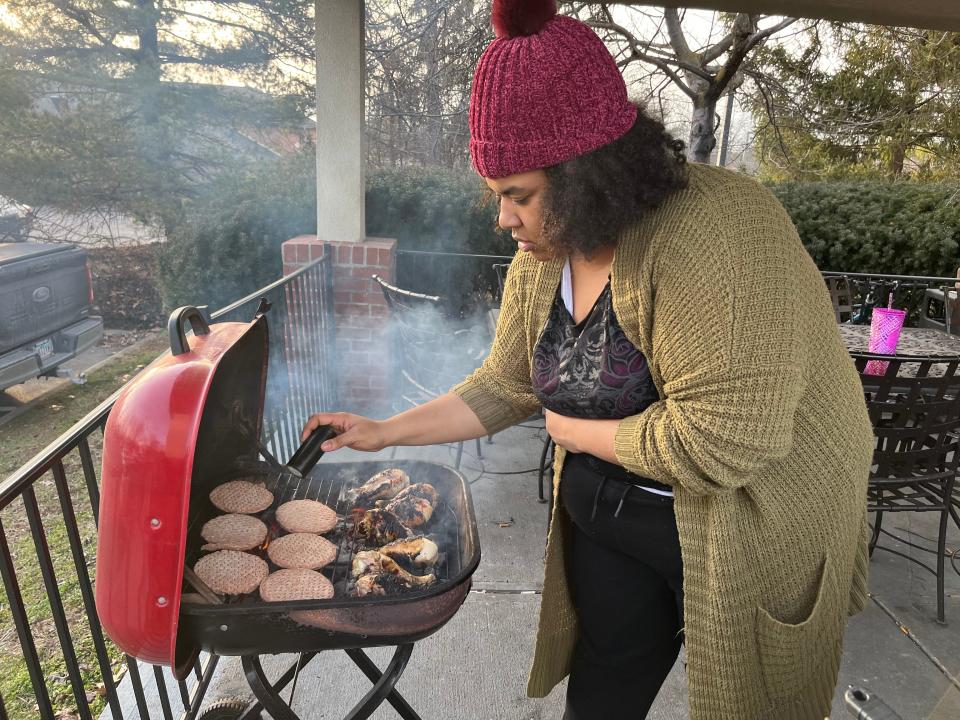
470,0,637,178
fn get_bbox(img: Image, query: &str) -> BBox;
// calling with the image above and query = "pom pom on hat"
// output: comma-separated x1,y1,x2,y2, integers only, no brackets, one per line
492,0,557,39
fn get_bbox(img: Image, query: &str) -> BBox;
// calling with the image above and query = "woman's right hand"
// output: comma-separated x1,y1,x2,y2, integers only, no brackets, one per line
301,412,390,453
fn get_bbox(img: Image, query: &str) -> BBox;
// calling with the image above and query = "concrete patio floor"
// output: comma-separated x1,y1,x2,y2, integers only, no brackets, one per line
106,422,960,719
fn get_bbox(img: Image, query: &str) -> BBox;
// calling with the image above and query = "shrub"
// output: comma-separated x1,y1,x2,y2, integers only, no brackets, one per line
769,181,960,277
88,243,165,329
158,153,317,312
160,161,509,315
366,166,512,314
161,158,960,321
366,166,506,253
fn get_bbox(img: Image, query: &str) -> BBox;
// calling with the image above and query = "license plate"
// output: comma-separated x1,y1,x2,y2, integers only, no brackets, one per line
35,338,54,360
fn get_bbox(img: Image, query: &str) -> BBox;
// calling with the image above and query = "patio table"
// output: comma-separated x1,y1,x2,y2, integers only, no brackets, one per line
839,324,960,356
840,324,960,382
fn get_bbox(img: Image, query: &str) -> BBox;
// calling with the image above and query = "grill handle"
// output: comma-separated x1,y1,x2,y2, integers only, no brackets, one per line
168,305,212,356
287,424,338,478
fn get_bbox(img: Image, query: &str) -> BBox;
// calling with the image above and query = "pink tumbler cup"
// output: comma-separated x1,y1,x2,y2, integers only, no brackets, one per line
865,307,907,375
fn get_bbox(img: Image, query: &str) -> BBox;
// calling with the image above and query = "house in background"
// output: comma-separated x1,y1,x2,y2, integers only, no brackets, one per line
6,83,315,248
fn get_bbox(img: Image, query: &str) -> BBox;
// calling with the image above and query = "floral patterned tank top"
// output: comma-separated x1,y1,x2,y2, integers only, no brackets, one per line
531,279,672,495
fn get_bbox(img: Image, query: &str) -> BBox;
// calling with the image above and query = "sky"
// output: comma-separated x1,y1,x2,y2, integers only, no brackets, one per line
0,1,834,170
0,3,21,30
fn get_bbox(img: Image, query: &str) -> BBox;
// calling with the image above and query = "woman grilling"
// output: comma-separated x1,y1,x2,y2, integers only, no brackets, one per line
303,1,875,717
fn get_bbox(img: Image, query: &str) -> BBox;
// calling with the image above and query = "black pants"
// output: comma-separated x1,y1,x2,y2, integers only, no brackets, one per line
560,453,684,720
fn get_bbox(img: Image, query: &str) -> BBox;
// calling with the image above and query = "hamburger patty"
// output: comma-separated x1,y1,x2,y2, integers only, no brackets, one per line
201,513,268,551
276,499,337,534
259,568,334,602
267,533,337,569
194,550,268,595
209,480,274,514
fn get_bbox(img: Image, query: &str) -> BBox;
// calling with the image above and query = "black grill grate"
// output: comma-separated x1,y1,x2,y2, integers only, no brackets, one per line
182,460,461,608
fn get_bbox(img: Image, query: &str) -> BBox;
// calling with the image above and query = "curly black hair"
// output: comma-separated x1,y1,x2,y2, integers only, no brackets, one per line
541,105,688,258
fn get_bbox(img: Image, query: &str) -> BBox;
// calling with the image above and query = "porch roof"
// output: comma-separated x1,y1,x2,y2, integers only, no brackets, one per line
611,1,960,32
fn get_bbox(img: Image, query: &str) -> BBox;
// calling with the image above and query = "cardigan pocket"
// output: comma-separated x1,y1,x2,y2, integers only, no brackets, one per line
755,553,841,707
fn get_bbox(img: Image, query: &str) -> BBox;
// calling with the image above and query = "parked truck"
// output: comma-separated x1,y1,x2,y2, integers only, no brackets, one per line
0,241,103,391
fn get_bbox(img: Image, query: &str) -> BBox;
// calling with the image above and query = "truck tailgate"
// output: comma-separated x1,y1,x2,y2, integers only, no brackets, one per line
0,245,93,352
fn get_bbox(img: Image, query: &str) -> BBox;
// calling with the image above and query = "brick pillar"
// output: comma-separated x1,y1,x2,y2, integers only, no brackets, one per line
281,235,397,414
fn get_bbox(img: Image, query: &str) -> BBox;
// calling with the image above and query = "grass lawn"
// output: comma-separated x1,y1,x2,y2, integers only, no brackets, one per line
0,332,167,720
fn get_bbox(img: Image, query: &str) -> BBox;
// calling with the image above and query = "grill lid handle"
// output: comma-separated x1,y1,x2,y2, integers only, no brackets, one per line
168,305,212,356
253,296,272,320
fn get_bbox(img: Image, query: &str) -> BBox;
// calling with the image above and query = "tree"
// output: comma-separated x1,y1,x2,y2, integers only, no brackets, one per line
0,0,315,233
583,3,800,163
748,24,960,180
365,0,488,168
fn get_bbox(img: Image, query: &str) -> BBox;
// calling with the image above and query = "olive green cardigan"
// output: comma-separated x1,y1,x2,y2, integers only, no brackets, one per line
453,164,874,719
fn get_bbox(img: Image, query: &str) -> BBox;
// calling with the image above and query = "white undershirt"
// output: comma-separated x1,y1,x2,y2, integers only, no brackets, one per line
560,259,674,498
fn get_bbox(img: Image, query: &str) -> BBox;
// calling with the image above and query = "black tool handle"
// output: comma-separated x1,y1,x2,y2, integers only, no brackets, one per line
287,424,338,477
168,306,211,356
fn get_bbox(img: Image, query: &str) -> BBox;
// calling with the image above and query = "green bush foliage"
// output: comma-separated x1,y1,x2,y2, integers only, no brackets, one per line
769,181,960,277
161,160,960,320
366,166,506,253
160,161,509,315
366,166,512,312
158,153,317,312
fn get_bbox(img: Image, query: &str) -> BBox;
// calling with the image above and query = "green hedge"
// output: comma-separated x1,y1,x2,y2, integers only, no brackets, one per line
769,181,960,277
158,153,317,312
366,166,506,253
159,162,509,314
160,162,960,317
366,166,511,313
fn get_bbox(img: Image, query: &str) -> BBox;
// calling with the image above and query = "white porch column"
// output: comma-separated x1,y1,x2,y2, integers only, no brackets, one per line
315,0,365,242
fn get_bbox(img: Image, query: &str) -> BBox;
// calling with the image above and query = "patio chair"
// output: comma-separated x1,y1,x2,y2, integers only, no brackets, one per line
492,262,511,305
851,351,960,623
824,275,854,323
919,286,959,335
371,274,486,469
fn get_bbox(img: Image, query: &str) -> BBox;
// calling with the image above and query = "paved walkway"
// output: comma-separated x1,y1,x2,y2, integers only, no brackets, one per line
106,423,960,719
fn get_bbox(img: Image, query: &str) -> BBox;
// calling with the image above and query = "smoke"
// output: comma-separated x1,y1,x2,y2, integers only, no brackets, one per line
254,258,498,468
378,297,490,413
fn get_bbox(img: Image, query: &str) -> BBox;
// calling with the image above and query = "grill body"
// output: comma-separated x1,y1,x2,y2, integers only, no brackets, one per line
180,459,479,656
95,306,481,682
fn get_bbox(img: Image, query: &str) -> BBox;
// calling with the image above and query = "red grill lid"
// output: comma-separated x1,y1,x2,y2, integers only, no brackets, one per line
95,307,268,678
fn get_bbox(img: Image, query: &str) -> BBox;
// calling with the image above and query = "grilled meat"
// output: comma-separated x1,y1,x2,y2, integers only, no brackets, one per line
380,554,434,587
354,573,387,597
380,535,439,568
351,549,435,597
354,508,410,545
383,483,438,528
349,468,410,506
351,550,383,577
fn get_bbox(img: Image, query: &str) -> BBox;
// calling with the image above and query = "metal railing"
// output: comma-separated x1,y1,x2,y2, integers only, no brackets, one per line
821,270,957,326
0,257,334,720
393,255,958,326
395,249,512,317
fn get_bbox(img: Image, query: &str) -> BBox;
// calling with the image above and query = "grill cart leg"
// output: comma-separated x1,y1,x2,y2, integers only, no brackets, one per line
344,646,422,720
242,654,306,720
240,645,422,720
845,686,903,719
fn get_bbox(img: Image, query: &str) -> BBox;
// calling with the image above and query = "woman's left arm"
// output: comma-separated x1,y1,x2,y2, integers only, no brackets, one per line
544,410,620,462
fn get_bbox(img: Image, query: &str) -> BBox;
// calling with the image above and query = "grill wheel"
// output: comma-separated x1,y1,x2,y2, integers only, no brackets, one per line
198,698,259,720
